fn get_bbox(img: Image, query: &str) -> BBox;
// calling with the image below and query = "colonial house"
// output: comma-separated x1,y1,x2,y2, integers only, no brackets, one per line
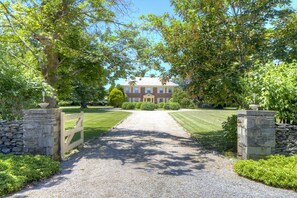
121,77,178,103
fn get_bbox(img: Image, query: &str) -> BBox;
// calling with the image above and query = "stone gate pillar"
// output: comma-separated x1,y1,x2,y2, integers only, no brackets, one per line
237,110,276,160
22,109,61,160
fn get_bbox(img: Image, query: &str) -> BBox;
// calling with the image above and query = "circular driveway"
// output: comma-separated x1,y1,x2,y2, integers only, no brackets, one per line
10,111,297,198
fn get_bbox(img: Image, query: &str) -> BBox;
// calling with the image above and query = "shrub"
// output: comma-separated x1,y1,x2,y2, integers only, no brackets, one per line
222,115,237,152
188,102,196,109
158,102,165,109
108,88,125,107
242,61,297,124
0,65,53,120
121,102,129,109
122,102,135,110
140,102,155,110
155,103,159,109
180,97,191,108
126,102,135,110
171,88,189,103
0,154,60,196
135,102,142,109
234,155,297,192
169,102,181,110
164,103,171,110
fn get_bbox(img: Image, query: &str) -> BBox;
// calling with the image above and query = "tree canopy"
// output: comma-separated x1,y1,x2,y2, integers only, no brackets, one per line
143,0,296,106
0,0,161,109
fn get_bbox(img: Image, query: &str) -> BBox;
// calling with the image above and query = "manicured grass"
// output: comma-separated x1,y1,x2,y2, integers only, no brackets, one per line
170,110,236,152
61,106,131,141
234,155,297,191
0,154,60,196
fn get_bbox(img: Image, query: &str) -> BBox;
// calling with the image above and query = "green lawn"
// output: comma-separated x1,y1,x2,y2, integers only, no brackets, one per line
61,106,131,141
170,110,236,152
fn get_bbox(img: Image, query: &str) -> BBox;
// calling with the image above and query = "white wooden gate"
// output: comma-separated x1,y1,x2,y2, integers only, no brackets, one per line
60,111,84,159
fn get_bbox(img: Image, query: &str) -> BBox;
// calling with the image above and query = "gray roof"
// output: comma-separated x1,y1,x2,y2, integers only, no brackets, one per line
121,77,178,87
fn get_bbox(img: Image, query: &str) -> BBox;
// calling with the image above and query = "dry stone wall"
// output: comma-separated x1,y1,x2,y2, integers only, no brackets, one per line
0,109,61,160
275,124,297,155
0,120,23,154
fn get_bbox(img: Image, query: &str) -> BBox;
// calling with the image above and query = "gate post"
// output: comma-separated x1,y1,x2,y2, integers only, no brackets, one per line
23,109,61,160
237,110,276,160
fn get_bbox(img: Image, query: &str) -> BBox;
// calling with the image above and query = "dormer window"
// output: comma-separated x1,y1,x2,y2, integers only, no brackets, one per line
129,80,136,86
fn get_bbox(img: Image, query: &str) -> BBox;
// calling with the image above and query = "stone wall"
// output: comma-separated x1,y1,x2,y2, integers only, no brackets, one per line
0,109,61,160
0,120,23,154
275,124,297,155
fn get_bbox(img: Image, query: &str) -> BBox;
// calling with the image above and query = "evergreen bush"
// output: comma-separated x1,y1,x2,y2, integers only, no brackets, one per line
188,102,196,109
222,115,237,151
169,102,181,110
135,102,142,109
126,102,135,110
121,102,129,109
234,155,297,192
164,103,171,110
140,102,155,110
158,102,165,109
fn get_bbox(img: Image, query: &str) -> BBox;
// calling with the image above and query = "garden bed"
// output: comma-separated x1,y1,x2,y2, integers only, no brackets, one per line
0,154,60,196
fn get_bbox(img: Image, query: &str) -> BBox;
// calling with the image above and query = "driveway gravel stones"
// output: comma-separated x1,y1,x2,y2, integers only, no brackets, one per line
10,111,297,198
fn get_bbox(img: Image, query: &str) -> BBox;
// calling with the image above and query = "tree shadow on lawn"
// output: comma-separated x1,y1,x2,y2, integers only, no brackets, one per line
190,130,230,153
71,127,105,143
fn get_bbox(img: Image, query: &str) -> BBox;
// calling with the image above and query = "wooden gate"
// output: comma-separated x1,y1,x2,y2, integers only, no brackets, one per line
60,111,84,159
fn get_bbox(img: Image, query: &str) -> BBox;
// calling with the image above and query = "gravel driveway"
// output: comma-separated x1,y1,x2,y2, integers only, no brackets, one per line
10,111,297,198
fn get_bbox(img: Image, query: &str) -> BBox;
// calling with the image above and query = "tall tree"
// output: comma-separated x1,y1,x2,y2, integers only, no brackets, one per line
143,0,293,105
271,12,297,62
0,0,160,107
70,82,106,109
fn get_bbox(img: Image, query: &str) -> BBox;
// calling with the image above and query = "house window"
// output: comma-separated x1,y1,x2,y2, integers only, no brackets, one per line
146,87,152,94
159,87,164,93
159,98,164,103
168,87,173,94
133,98,140,102
125,87,130,93
133,87,139,93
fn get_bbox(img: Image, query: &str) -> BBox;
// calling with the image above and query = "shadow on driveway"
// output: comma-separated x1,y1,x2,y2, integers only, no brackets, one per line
11,128,215,197
62,129,214,176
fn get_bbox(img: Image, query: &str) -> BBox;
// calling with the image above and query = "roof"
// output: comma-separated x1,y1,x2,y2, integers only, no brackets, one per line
121,77,178,87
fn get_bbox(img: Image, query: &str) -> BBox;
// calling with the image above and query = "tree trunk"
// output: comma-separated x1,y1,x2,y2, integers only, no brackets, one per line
35,34,60,108
80,101,88,109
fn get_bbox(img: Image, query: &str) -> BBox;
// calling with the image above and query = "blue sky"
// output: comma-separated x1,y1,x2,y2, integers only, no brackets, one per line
130,0,297,16
129,0,173,18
